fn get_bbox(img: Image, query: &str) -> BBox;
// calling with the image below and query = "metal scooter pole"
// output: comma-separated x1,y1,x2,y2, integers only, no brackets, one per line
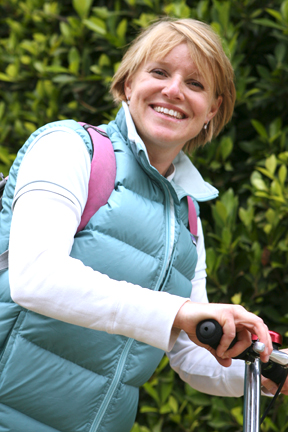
196,321,288,432
243,358,261,432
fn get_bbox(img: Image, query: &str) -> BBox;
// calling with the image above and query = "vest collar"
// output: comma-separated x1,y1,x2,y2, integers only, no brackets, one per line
115,103,219,203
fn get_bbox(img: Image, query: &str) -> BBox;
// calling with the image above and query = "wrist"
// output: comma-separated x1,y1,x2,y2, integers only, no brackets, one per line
173,300,193,330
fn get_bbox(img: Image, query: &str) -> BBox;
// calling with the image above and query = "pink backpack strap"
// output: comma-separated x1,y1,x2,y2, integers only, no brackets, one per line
76,123,116,233
187,196,198,236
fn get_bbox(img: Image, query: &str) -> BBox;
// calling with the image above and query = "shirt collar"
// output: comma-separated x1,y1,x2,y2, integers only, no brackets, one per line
121,102,218,202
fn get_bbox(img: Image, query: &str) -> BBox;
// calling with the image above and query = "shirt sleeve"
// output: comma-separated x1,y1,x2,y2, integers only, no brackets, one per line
166,239,245,397
13,129,91,219
9,131,188,352
193,217,207,281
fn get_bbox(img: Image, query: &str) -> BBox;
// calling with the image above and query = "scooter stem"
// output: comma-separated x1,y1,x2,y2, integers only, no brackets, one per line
243,358,261,432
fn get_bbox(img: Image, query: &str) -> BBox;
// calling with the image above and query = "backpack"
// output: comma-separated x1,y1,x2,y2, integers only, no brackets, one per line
0,173,7,212
0,122,197,271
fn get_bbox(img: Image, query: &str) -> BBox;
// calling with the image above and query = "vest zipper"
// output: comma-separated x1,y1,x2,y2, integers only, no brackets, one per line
154,183,174,291
89,338,134,432
138,158,173,292
90,162,173,431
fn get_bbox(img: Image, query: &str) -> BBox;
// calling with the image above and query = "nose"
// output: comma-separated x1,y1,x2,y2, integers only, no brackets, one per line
161,76,184,100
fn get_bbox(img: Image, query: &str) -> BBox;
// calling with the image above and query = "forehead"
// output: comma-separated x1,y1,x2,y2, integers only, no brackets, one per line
147,43,215,88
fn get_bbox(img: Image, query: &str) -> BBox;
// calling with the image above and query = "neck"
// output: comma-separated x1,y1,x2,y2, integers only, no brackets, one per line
149,156,173,176
146,146,179,177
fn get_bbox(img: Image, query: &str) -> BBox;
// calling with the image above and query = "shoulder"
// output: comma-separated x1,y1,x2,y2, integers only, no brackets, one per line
28,120,94,161
12,122,92,215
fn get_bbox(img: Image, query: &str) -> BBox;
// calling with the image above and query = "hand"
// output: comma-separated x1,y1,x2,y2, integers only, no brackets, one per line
261,348,288,396
173,301,272,367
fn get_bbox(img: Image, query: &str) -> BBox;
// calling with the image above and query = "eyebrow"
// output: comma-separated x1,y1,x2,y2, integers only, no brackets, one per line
147,59,206,82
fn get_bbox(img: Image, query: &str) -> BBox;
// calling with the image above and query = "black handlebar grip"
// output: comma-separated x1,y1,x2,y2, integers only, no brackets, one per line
261,362,287,385
196,319,239,351
196,319,223,350
196,321,287,385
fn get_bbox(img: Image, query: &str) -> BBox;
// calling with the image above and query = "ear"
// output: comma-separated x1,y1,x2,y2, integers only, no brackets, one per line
124,78,132,100
206,96,223,123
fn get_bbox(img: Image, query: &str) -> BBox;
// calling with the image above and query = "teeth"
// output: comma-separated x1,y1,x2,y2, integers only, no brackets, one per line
153,106,184,119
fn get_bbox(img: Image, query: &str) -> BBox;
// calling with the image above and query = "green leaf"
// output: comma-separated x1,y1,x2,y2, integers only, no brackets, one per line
0,102,5,120
24,122,36,133
72,0,93,18
275,43,286,64
143,382,160,403
231,406,243,425
60,22,72,39
221,188,238,220
221,226,232,248
257,65,271,80
269,194,285,203
99,54,110,67
281,0,288,23
254,191,270,198
270,179,283,197
206,248,216,271
278,164,287,185
116,19,127,42
0,147,15,165
251,119,268,139
231,293,242,305
239,206,254,230
140,405,158,413
264,223,273,234
159,403,171,414
160,381,173,404
168,395,178,414
252,18,285,30
256,167,275,180
0,73,12,82
68,47,80,74
251,178,269,191
244,88,261,98
265,208,277,225
279,152,288,163
83,17,106,35
266,8,284,23
220,136,233,161
164,1,190,18
52,75,77,84
6,64,18,78
213,0,231,31
214,201,228,224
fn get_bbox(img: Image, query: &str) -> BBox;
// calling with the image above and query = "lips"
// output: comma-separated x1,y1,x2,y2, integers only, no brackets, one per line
152,105,186,119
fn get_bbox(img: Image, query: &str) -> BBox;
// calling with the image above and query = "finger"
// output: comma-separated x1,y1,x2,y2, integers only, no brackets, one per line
261,377,279,395
215,314,237,357
198,344,233,368
249,319,272,362
228,307,272,362
213,353,232,368
217,328,251,360
261,375,288,396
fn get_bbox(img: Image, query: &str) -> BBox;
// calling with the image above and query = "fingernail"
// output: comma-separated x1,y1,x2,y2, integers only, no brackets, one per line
221,354,229,359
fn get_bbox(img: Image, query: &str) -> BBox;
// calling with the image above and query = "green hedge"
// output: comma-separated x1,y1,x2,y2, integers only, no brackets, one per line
1,0,288,431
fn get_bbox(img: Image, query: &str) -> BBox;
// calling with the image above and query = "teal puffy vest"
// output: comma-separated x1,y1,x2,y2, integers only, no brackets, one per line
0,108,198,432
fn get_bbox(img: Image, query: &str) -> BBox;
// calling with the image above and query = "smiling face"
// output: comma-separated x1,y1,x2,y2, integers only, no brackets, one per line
124,43,222,172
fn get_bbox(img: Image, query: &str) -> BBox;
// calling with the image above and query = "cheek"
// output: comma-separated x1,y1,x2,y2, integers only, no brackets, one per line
196,95,211,113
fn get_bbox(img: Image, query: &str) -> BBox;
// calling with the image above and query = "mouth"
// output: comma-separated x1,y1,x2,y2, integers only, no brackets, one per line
152,105,186,120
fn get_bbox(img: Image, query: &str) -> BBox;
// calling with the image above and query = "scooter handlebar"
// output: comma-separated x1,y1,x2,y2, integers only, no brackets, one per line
196,319,288,385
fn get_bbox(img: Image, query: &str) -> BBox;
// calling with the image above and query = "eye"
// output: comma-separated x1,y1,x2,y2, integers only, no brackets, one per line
188,80,204,90
150,69,167,78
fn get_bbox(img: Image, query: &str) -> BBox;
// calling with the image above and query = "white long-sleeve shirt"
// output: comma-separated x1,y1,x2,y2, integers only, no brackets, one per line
9,121,245,397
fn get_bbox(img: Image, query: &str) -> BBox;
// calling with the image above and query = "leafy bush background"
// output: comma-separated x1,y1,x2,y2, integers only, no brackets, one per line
1,0,288,430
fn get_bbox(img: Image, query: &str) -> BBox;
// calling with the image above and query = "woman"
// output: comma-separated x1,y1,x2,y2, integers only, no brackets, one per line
0,18,278,432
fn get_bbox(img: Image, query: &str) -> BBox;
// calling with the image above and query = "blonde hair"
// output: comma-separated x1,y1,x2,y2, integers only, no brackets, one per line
110,18,236,152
